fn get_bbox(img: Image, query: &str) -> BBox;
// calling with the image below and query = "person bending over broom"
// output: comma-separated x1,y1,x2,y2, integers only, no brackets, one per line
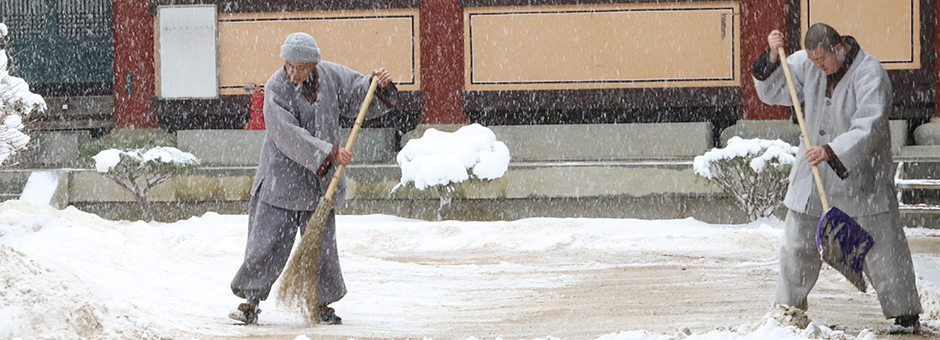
229,32,397,325
753,23,922,334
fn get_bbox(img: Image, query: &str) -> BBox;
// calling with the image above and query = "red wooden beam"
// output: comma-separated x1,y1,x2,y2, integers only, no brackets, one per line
935,0,940,117
112,0,159,129
740,0,789,120
419,0,468,124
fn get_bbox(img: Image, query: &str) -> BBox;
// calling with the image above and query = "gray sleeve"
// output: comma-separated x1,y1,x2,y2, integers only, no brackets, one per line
753,50,810,107
752,48,780,81
326,62,397,119
263,76,332,173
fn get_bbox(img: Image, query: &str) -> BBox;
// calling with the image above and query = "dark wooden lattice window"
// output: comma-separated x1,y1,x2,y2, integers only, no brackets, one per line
0,0,113,95
57,0,111,38
1,0,49,38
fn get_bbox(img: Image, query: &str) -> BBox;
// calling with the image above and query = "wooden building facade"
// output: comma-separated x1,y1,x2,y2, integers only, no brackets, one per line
5,0,938,134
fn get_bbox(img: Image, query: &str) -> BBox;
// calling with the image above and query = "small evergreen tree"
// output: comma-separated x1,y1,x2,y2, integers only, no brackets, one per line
92,147,199,221
693,137,797,220
0,23,46,167
393,176,468,221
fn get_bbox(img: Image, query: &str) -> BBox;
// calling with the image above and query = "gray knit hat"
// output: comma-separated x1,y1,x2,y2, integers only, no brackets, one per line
280,32,321,63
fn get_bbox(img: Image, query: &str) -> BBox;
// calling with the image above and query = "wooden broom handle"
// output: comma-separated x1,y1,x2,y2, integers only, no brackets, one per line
322,76,381,198
777,46,830,211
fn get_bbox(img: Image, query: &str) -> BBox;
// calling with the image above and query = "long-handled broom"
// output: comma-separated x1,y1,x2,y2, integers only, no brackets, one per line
278,76,380,324
777,46,874,292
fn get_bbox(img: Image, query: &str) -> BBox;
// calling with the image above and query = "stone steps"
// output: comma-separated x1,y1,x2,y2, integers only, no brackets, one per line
896,161,940,224
895,118,940,226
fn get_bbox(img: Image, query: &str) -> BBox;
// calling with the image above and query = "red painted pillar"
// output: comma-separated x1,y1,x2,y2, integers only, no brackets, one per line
419,0,468,124
935,0,940,118
740,0,789,120
112,0,159,129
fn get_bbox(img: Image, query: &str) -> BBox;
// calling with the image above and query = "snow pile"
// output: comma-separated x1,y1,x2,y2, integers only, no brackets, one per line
592,307,875,340
918,279,940,332
396,123,510,190
767,304,811,329
0,244,102,340
0,201,172,340
93,146,198,173
909,228,940,333
693,137,797,180
18,170,65,206
0,23,46,166
340,216,782,255
592,320,875,340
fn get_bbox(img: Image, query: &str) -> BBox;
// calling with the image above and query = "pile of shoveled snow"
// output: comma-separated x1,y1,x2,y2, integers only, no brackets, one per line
0,201,172,340
916,263,940,333
587,307,877,340
589,321,876,340
0,244,170,340
0,243,101,339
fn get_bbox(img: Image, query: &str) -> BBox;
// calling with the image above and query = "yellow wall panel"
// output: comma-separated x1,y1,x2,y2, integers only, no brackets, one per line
215,9,419,95
802,0,919,70
465,2,740,91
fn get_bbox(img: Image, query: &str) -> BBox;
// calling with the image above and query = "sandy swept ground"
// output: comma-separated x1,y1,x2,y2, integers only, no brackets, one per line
196,229,940,340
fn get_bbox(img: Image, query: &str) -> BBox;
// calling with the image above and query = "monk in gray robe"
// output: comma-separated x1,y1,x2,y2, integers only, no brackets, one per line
229,32,397,325
752,23,922,334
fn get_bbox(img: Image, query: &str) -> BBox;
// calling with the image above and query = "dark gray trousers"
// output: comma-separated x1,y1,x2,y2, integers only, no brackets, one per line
776,209,921,318
230,196,346,305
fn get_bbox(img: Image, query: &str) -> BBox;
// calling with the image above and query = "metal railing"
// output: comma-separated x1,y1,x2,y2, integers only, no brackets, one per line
895,161,940,213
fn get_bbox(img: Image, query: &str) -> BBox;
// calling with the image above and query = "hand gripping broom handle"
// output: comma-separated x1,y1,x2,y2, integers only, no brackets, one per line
321,76,380,199
777,46,830,211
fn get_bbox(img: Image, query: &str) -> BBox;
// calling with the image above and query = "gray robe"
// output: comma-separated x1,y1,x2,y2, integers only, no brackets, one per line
254,61,395,211
232,61,396,305
753,48,894,217
753,46,921,318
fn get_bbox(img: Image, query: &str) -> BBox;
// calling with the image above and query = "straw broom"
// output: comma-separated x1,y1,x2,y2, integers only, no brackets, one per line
278,76,380,324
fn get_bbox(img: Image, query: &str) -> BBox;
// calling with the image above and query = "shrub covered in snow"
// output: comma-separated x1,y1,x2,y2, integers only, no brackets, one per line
93,147,199,221
394,124,510,220
693,137,797,220
0,23,46,166
79,129,178,159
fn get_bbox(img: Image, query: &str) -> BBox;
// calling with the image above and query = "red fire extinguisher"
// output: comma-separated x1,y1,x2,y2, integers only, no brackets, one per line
244,84,265,130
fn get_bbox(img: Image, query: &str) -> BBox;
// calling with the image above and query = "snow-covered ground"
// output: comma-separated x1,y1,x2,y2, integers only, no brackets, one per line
2,200,940,340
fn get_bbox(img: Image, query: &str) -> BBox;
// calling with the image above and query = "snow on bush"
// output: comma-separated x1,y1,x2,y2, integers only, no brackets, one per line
394,124,510,220
93,147,199,221
0,23,46,166
93,147,198,173
693,137,797,220
396,123,510,191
